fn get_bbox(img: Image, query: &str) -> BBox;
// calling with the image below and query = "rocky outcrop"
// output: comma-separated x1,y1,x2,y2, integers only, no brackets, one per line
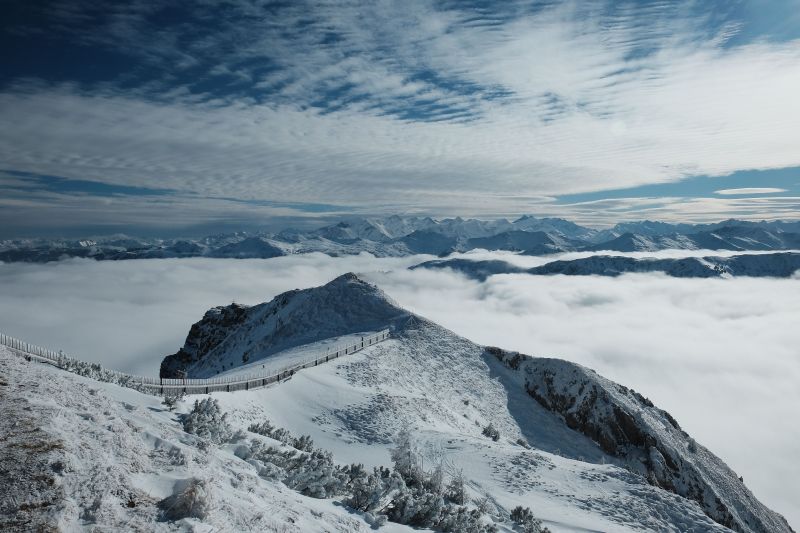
488,347,795,533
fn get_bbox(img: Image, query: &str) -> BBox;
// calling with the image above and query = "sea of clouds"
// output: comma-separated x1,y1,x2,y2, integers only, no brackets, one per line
0,251,798,526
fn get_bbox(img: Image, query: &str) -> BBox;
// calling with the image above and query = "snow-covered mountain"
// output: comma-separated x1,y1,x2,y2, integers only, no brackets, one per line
528,252,800,278
588,227,800,253
467,231,578,255
511,215,599,241
412,252,800,279
585,232,701,252
161,273,409,378
152,274,793,532
2,217,800,263
207,236,284,259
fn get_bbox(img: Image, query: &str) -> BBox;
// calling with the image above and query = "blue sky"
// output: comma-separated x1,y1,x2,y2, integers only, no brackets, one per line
1,0,799,236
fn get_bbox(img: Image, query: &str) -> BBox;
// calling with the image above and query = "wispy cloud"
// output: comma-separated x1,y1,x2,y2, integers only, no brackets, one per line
2,0,800,230
715,187,789,195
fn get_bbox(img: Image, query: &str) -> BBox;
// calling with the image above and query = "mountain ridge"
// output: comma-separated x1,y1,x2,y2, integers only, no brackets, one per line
158,272,794,532
413,252,800,279
4,216,800,262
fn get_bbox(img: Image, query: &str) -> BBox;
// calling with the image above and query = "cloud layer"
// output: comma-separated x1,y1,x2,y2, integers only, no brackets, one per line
1,0,800,230
0,253,798,526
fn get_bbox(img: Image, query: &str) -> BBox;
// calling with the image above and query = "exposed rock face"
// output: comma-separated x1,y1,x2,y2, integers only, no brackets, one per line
410,259,525,281
488,347,795,533
160,273,408,378
160,303,250,378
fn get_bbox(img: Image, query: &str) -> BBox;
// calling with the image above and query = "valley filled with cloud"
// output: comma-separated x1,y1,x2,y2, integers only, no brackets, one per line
1,252,798,525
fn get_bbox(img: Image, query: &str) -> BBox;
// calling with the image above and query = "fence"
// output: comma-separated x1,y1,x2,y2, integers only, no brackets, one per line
0,329,390,396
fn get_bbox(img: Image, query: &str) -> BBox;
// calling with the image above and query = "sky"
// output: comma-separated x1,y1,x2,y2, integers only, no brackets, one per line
0,253,798,526
1,0,800,235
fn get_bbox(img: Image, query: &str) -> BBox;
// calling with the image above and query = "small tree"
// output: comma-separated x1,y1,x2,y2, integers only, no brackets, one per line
391,427,423,487
445,469,466,505
183,398,232,444
162,391,185,411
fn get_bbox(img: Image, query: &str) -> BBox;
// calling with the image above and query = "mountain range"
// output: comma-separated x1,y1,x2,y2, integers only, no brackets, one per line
3,216,800,262
413,252,800,280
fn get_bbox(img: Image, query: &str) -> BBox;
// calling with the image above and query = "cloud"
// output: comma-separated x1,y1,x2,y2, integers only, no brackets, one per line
715,187,789,195
0,252,798,526
1,1,800,229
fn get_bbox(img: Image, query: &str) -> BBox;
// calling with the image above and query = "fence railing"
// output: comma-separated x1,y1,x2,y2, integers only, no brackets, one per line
0,329,390,396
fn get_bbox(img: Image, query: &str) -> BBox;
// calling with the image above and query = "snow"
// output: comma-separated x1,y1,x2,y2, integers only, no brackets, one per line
208,320,741,532
217,330,386,378
0,346,418,532
3,271,795,532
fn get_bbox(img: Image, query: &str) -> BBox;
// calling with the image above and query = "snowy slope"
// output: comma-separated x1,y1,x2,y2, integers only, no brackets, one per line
207,237,285,258
588,228,800,253
160,273,409,378
160,274,793,532
489,349,793,533
467,231,576,255
0,346,416,533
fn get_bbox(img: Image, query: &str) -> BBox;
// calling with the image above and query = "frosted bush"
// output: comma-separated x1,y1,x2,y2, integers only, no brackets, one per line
241,421,536,533
293,434,315,452
162,392,185,411
160,478,213,520
249,441,349,498
182,398,233,444
445,470,466,505
248,419,292,444
482,423,500,442
510,506,550,533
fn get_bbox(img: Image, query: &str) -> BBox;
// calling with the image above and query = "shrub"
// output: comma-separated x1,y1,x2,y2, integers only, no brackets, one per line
445,470,466,505
160,478,213,520
510,505,550,533
162,392,185,411
247,419,292,445
182,398,232,444
390,427,424,487
293,434,315,452
249,441,349,498
241,421,540,533
482,424,500,442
